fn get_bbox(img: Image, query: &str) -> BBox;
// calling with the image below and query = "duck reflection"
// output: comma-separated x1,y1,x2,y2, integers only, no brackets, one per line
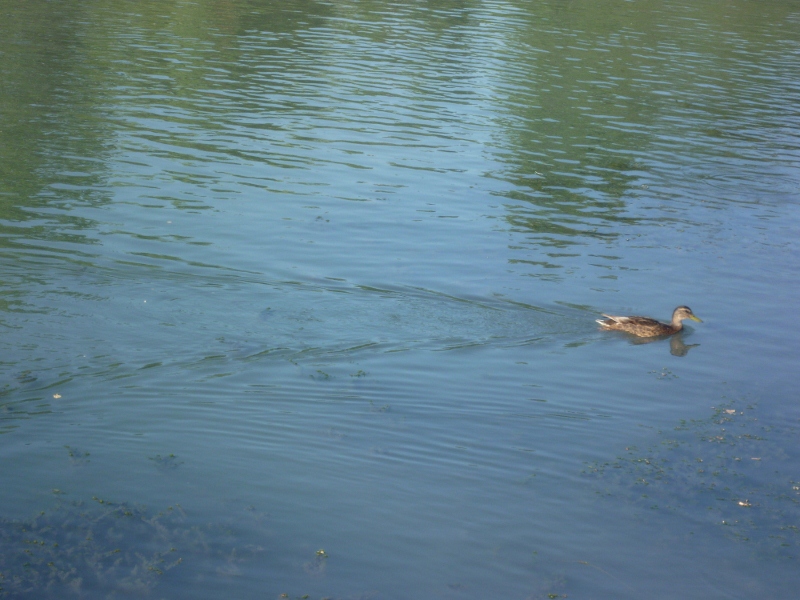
629,331,699,356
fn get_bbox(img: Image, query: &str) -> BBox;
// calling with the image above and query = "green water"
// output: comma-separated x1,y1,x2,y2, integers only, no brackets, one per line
1,0,799,598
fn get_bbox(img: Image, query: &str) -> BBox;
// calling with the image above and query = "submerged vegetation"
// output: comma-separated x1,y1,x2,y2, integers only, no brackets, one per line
584,400,800,559
0,495,267,599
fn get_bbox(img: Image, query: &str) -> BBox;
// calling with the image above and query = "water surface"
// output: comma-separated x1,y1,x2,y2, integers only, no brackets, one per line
2,1,799,598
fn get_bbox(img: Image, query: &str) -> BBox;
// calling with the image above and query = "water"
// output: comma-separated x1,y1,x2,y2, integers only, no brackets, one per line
1,0,799,598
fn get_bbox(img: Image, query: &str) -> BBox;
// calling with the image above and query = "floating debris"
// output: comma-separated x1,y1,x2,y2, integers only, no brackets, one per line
64,446,90,465
148,453,184,470
303,548,328,576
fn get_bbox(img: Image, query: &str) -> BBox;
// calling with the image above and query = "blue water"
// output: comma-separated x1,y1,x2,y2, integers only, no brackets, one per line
1,1,799,598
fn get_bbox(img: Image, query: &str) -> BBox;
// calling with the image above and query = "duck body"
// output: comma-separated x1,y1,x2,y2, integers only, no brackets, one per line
596,305,702,338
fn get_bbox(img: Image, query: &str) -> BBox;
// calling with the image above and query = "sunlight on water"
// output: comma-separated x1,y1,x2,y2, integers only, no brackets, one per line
1,0,799,598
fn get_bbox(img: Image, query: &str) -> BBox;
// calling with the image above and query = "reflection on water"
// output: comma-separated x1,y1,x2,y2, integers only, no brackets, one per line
2,0,800,598
668,333,699,357
619,330,700,357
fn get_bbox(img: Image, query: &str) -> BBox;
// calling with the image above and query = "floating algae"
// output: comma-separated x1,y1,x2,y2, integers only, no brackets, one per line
583,400,800,558
0,495,266,599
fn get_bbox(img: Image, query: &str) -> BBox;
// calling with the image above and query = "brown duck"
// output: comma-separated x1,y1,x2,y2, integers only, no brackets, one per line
596,306,702,337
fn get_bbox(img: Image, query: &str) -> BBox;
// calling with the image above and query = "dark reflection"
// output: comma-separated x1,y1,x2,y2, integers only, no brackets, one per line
205,0,334,37
628,330,699,357
668,332,700,357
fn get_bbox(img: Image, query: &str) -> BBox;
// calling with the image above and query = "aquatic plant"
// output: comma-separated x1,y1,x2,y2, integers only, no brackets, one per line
0,495,265,599
583,401,800,558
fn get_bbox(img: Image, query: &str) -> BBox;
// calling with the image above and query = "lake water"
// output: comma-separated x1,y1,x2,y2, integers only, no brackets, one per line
2,0,799,598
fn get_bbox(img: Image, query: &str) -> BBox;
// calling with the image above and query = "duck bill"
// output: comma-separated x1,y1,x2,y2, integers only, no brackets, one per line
689,315,703,322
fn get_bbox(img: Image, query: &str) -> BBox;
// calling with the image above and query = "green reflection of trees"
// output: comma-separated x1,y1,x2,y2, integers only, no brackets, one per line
492,2,656,255
0,0,111,260
0,0,342,299
0,0,336,214
492,0,800,265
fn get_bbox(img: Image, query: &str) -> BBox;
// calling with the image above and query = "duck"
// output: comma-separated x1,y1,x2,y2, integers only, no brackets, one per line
596,305,702,337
